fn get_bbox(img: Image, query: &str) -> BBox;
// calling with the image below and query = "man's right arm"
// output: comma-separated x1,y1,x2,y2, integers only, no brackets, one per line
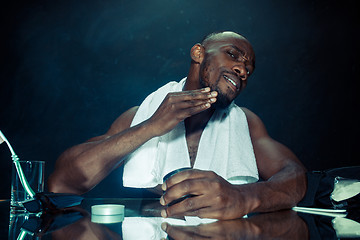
47,106,149,194
48,88,218,195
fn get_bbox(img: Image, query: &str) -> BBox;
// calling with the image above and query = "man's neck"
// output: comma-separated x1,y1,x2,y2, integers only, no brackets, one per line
185,107,214,134
183,63,202,91
183,64,215,133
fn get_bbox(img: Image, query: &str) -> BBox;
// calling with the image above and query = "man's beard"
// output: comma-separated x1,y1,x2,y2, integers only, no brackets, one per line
199,75,233,110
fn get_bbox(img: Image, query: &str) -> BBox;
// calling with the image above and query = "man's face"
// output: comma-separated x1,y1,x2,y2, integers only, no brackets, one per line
199,33,255,109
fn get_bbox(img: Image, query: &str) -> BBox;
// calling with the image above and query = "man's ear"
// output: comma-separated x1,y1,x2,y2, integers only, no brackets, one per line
190,43,204,63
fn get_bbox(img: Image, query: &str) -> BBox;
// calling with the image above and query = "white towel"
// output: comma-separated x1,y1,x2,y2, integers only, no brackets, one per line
123,78,259,188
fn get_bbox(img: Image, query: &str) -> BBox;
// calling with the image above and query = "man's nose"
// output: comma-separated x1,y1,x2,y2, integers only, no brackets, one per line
233,65,248,80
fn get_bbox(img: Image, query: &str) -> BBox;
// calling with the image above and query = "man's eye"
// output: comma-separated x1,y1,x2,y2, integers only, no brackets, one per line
227,51,237,59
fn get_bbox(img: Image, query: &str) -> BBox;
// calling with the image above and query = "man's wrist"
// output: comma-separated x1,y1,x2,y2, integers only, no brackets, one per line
138,119,161,139
234,183,262,215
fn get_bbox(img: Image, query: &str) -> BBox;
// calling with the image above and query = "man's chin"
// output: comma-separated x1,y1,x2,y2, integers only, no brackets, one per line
212,98,232,110
200,81,233,109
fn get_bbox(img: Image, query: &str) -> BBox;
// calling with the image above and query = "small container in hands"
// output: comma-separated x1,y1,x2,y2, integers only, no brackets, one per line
163,168,195,206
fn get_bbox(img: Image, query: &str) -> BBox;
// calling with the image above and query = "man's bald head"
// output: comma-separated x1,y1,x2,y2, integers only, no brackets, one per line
201,31,255,68
202,31,247,46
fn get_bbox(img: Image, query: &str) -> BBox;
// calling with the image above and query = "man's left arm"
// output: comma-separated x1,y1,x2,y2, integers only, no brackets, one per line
160,108,307,220
240,107,307,213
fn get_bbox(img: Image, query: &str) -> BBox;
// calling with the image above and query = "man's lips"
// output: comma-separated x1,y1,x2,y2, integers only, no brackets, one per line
223,74,240,92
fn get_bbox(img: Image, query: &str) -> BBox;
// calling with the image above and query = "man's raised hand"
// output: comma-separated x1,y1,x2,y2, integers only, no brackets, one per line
147,88,217,137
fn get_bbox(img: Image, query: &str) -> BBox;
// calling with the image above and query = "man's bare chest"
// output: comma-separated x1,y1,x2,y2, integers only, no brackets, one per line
186,132,202,167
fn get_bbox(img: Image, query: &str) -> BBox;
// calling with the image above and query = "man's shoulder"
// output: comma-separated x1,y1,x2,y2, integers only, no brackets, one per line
238,107,268,137
230,105,255,120
239,107,253,117
222,105,262,132
238,107,259,120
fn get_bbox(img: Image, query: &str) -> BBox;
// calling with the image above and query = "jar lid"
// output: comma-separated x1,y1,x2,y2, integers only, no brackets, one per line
91,204,125,216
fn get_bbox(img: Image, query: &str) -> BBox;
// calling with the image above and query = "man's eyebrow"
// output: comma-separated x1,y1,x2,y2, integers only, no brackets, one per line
228,44,246,56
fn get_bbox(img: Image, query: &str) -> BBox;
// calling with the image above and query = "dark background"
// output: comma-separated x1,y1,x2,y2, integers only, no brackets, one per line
0,0,359,198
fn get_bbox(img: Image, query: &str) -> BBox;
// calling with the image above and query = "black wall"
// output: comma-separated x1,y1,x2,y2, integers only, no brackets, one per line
1,0,359,198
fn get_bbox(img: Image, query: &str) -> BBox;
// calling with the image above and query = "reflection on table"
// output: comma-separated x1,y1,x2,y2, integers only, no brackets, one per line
3,198,360,239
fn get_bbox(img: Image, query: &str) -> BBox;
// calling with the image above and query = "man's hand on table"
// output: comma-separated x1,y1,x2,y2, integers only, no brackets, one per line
160,169,258,220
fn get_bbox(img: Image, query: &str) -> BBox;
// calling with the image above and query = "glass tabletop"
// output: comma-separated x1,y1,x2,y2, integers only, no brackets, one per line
1,198,359,239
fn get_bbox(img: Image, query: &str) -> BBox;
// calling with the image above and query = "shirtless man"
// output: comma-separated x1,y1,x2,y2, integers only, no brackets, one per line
48,31,307,220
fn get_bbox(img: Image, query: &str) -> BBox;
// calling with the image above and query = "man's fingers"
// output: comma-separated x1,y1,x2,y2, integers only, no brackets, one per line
162,89,217,117
167,97,216,120
160,170,227,219
162,195,229,219
168,89,218,102
164,200,226,220
174,87,211,95
162,169,216,191
175,98,214,109
148,89,218,137
162,175,213,201
162,194,211,218
179,101,213,116
161,180,204,206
